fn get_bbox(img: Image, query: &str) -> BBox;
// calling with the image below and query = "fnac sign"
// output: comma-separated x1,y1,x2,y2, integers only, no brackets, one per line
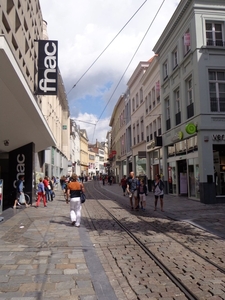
37,40,58,95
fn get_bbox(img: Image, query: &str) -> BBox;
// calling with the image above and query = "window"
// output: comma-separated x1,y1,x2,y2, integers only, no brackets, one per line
148,92,152,111
172,47,178,69
136,93,139,108
163,60,168,80
155,81,160,103
146,125,149,142
183,30,191,55
145,96,148,114
137,122,140,144
152,87,156,108
132,98,135,112
140,88,143,103
175,89,180,113
165,97,171,130
157,117,161,136
153,120,157,137
133,125,136,145
206,22,224,47
175,89,181,125
209,70,225,112
150,123,153,141
141,118,144,141
186,77,194,118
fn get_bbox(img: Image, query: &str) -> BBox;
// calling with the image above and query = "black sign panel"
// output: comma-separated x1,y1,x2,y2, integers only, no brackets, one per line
9,143,35,202
37,40,58,95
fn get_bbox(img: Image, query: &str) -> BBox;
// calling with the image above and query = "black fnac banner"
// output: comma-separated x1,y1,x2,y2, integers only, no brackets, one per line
37,40,58,95
9,143,35,203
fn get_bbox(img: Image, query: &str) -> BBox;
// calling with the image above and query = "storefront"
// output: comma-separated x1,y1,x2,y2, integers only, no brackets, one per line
167,135,199,199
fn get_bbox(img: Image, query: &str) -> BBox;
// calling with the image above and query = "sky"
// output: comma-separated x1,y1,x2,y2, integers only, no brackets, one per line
39,0,181,143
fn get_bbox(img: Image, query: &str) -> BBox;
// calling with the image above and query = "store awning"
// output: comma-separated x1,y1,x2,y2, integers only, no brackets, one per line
0,36,56,153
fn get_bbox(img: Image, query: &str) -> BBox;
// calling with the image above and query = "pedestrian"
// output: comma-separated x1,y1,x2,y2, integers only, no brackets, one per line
154,174,165,211
120,175,127,196
108,176,112,185
48,178,54,201
35,177,47,207
13,175,30,208
60,176,66,191
43,176,50,202
66,173,85,227
139,180,147,210
126,171,139,210
102,175,105,186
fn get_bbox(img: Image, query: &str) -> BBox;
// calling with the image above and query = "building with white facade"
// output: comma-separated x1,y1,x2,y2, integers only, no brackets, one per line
153,0,225,203
127,61,150,177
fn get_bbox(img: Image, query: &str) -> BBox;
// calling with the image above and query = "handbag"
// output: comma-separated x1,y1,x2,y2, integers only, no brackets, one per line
80,192,86,204
19,193,25,204
154,183,163,196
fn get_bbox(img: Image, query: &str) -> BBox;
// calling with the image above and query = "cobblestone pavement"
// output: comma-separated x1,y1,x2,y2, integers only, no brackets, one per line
0,181,225,300
100,180,225,239
0,189,117,300
82,180,225,300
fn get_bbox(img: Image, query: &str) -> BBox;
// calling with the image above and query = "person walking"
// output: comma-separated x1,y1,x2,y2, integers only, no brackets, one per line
139,180,147,210
66,173,85,227
35,177,47,207
154,174,165,211
43,176,50,202
13,175,30,208
120,175,127,196
126,171,139,210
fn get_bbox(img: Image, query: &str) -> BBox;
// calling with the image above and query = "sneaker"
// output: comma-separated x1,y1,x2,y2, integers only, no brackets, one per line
71,221,75,226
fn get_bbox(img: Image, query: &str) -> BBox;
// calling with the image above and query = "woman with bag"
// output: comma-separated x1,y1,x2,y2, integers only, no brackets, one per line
154,174,165,212
66,173,85,227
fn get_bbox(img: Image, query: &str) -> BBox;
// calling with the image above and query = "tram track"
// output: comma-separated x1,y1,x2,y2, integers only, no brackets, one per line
83,180,225,300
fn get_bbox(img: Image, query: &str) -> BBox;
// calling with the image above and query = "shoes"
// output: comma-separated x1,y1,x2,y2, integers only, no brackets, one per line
44,205,47,207
131,207,134,210
71,221,75,226
26,204,31,208
13,206,16,209
75,224,80,227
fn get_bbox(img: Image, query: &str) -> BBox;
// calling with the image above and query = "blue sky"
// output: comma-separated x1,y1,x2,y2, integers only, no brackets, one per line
40,0,181,143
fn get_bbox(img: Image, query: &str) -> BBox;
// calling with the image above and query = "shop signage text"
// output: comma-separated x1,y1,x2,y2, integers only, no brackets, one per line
37,40,58,95
212,134,225,141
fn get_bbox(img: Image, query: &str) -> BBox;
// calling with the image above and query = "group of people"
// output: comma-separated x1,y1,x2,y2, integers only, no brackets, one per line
120,172,164,212
13,173,85,228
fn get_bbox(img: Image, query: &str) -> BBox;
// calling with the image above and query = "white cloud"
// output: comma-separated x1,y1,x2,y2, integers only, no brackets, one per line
40,0,181,141
74,113,110,143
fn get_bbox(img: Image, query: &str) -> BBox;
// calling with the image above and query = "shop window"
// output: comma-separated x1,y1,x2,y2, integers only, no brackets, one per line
213,145,225,196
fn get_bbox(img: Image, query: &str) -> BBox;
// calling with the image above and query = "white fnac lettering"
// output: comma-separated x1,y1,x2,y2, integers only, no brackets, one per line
13,154,25,188
39,41,57,93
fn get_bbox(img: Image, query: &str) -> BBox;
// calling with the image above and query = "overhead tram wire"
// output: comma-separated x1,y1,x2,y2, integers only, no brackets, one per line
96,0,166,124
66,0,148,96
